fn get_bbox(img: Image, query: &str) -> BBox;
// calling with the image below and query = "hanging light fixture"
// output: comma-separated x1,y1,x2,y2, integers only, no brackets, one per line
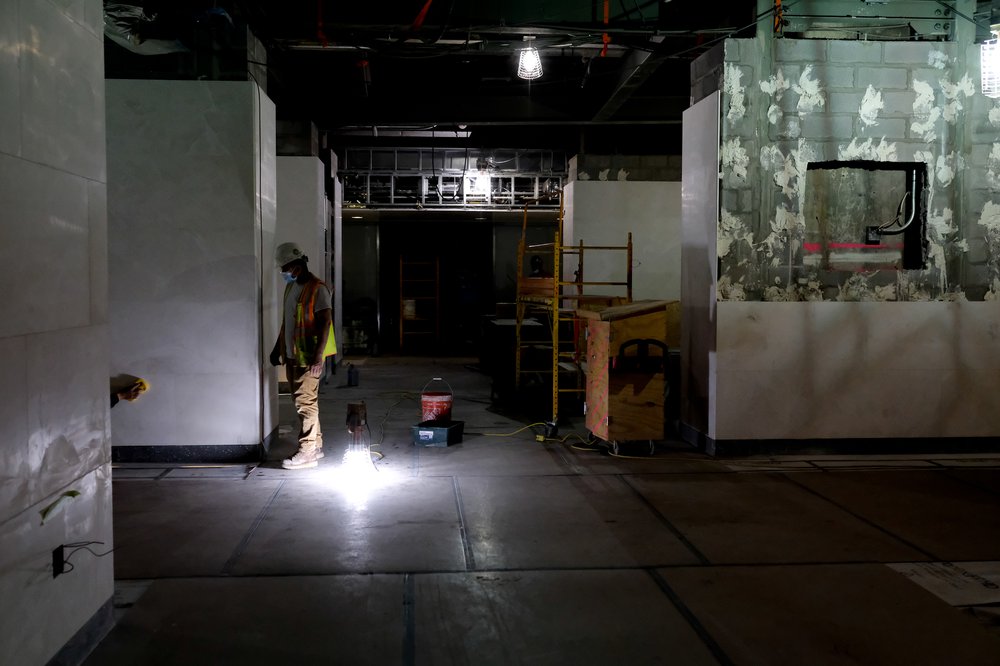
983,27,1000,98
517,36,543,80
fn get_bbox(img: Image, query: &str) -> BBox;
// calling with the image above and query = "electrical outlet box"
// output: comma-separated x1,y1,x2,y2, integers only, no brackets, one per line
52,545,65,578
865,226,882,245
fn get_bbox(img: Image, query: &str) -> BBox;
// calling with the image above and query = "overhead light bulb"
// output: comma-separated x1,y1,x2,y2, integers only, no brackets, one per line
982,28,1000,98
517,36,543,80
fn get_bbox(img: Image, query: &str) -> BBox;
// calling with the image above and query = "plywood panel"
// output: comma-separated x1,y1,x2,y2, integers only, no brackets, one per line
585,320,610,439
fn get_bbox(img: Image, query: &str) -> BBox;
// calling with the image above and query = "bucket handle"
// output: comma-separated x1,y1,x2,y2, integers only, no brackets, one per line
421,377,453,395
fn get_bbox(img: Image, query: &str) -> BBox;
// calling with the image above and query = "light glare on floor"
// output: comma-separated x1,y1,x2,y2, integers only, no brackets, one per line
330,448,384,508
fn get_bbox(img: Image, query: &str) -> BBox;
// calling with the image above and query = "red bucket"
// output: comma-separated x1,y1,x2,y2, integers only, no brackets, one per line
421,378,454,422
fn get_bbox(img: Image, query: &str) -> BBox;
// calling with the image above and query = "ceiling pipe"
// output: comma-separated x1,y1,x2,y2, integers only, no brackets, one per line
331,119,682,129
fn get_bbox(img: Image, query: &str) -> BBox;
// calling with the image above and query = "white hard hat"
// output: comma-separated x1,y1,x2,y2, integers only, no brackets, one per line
274,242,307,267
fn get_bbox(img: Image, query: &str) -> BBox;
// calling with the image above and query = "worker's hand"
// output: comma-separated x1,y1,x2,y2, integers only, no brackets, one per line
118,380,147,402
269,349,282,366
308,361,324,378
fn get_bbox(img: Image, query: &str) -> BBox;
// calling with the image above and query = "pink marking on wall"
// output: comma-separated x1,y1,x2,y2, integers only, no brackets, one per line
803,242,905,253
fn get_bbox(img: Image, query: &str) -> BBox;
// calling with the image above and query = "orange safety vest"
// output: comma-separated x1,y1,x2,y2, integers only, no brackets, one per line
284,277,337,366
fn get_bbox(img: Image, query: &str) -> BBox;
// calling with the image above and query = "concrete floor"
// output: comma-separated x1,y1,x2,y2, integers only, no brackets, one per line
87,358,1000,665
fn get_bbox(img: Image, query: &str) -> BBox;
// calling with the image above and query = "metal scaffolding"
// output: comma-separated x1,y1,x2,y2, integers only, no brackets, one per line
514,192,633,425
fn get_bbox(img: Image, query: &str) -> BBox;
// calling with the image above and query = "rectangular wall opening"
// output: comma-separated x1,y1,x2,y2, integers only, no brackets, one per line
804,161,926,271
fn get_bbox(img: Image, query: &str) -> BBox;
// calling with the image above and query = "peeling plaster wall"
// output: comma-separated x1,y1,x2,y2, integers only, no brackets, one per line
684,36,1000,444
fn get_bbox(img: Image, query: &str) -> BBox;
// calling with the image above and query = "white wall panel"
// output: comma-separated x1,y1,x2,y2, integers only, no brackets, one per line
276,157,326,272
0,153,91,338
19,0,105,181
107,80,275,451
332,159,344,357
111,370,261,446
0,0,19,157
49,0,92,32
110,290,260,374
0,336,30,515
81,0,103,36
274,155,326,403
566,181,682,301
26,325,109,505
715,302,1000,439
1,2,111,661
256,89,278,444
681,92,721,438
88,180,109,325
0,466,113,666
109,296,262,446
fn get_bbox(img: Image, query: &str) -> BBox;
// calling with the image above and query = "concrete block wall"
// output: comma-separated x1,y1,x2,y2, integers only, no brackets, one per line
715,37,999,302
690,41,725,106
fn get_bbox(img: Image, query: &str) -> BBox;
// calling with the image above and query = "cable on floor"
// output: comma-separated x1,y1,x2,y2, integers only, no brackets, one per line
545,432,590,445
479,422,548,438
607,450,661,461
564,437,663,460
372,391,419,451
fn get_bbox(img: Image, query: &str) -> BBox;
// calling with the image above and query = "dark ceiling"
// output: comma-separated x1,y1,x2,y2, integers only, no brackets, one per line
105,1,759,153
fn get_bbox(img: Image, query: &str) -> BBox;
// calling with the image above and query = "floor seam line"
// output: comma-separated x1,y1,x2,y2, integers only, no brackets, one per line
550,443,588,475
402,573,416,666
779,473,940,561
618,474,712,566
115,559,966,582
646,568,734,666
938,468,1000,499
219,479,285,576
452,477,477,571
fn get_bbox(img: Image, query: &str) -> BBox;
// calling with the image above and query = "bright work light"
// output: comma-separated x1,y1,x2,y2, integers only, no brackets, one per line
517,37,542,80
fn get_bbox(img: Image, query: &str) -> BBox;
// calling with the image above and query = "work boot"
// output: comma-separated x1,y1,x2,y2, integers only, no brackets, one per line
282,449,321,470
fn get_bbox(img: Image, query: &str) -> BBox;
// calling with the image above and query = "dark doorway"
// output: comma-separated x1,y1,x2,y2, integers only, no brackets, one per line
379,219,494,355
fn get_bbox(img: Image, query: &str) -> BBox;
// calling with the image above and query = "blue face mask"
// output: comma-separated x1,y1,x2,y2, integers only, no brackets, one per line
281,271,296,284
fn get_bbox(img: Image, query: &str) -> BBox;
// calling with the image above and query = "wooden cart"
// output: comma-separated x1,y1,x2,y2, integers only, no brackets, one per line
578,300,679,454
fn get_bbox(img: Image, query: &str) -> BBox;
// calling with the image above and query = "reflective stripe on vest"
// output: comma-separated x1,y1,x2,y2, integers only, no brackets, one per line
285,278,337,366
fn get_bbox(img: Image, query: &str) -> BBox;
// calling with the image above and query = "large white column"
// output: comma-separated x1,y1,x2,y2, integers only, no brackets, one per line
107,79,277,461
331,152,344,357
275,154,330,378
0,0,114,663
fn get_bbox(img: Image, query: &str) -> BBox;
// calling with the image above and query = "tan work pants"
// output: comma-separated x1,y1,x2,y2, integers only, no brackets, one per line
286,365,322,453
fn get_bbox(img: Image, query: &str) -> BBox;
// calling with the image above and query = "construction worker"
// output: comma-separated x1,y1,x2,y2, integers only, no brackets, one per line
270,242,337,469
